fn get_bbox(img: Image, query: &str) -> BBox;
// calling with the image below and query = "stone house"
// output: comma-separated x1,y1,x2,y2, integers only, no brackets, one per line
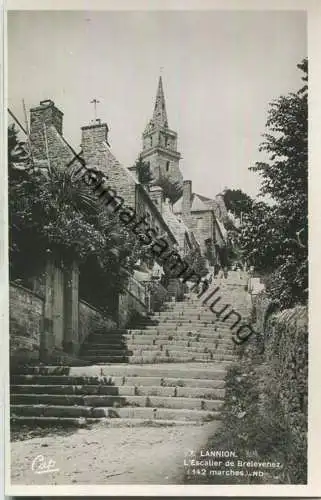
148,186,197,257
9,78,230,367
80,120,177,249
173,179,228,266
9,99,179,367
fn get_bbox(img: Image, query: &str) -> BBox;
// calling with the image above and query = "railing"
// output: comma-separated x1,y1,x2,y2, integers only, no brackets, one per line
126,275,149,309
125,275,171,313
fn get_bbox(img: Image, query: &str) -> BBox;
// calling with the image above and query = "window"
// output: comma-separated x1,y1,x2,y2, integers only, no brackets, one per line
150,136,153,147
166,161,170,172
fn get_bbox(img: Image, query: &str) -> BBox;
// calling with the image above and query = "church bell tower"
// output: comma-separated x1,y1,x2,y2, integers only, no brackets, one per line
140,76,183,189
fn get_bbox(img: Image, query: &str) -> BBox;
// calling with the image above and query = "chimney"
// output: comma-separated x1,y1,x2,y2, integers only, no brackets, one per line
29,100,64,160
81,121,109,168
149,185,164,213
182,180,192,217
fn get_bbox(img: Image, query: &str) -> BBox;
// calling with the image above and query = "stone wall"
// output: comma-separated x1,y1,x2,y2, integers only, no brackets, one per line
9,282,117,366
186,210,214,254
79,300,117,346
251,291,279,347
118,277,148,327
250,300,308,481
150,282,170,311
10,283,44,366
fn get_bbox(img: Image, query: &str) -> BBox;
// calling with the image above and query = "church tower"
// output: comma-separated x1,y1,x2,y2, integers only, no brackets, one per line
140,76,183,189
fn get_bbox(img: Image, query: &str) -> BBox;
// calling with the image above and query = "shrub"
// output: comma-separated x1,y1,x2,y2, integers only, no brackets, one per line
185,305,307,485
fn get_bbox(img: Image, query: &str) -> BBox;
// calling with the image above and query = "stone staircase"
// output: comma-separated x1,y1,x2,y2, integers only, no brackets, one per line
10,272,251,428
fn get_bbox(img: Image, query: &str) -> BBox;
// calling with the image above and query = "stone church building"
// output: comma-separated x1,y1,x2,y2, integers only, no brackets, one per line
134,75,228,266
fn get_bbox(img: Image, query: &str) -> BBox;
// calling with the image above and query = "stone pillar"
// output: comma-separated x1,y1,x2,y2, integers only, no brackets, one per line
52,263,64,350
40,251,54,362
63,259,79,355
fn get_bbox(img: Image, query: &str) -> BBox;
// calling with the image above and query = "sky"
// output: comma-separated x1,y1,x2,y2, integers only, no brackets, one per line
7,9,307,199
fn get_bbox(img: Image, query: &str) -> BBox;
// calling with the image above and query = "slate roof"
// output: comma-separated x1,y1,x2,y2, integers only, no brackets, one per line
161,200,197,251
173,191,229,223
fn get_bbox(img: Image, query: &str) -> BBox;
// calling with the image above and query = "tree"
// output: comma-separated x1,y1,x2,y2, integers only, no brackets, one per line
223,188,253,219
239,58,308,307
184,247,208,279
156,174,183,204
237,201,279,271
8,128,148,311
8,124,32,184
134,155,154,186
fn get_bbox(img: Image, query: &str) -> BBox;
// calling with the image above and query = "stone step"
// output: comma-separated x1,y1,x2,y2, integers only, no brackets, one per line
123,336,233,346
144,319,249,326
11,384,226,399
95,331,235,341
136,325,245,332
84,345,236,356
86,339,235,350
10,416,202,428
81,354,235,364
164,296,249,302
84,339,235,351
162,300,248,307
84,344,235,354
156,314,250,321
128,350,237,360
154,310,250,317
79,355,129,363
16,364,228,380
11,374,226,389
101,326,236,334
150,317,250,324
91,326,235,335
11,393,223,411
161,298,249,304
11,405,220,422
163,299,248,305
131,328,237,335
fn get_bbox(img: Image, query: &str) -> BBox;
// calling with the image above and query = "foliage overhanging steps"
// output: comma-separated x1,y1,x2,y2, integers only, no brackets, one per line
11,272,251,428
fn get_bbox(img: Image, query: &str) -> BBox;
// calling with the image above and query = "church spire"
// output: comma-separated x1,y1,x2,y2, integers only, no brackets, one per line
140,74,183,189
152,75,168,128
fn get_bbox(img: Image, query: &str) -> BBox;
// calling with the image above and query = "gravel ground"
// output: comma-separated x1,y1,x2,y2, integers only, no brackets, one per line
10,420,220,485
